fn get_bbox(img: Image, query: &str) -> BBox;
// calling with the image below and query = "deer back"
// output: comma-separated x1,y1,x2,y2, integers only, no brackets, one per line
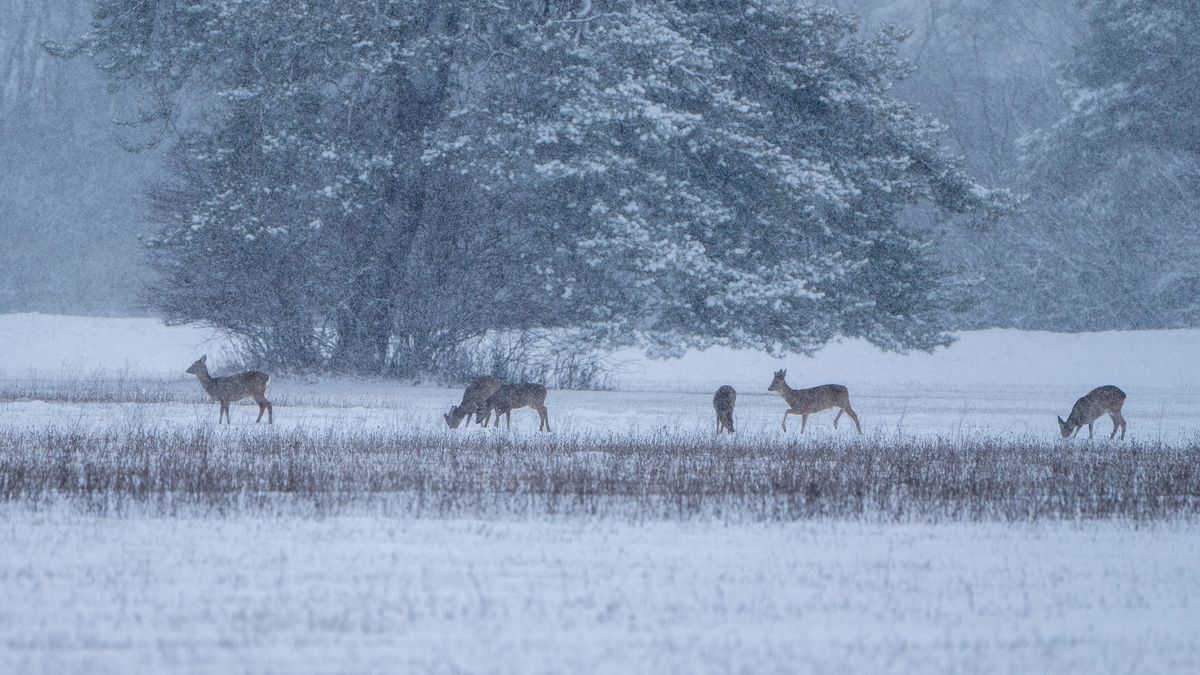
1068,385,1126,426
461,377,502,408
209,371,270,402
488,383,547,411
783,383,848,414
713,385,736,414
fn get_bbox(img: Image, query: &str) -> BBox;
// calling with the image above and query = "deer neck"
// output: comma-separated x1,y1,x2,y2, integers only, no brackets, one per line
774,381,799,403
194,367,219,396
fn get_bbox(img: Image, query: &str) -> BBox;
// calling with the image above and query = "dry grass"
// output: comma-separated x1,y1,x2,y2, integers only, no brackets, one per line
0,425,1196,521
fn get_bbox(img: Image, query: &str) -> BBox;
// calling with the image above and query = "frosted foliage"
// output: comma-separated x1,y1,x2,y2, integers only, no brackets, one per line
967,0,1200,331
67,1,1009,372
429,1,1013,358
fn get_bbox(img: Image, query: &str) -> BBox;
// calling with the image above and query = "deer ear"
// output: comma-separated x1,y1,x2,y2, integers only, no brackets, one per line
1057,416,1065,425
200,354,207,363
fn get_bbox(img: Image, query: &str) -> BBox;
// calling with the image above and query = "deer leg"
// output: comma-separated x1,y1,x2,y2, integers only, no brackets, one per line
1087,421,1095,439
539,405,550,432
800,414,809,433
252,395,273,424
1071,425,1081,438
843,405,862,434
781,411,789,432
220,400,230,424
258,400,273,424
833,410,842,429
1111,412,1126,440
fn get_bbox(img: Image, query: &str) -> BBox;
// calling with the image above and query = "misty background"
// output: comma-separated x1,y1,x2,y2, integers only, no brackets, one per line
2,0,1196,374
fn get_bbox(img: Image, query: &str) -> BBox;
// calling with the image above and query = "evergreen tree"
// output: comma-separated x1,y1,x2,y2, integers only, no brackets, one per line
431,1,1013,356
68,0,1011,372
981,0,1200,330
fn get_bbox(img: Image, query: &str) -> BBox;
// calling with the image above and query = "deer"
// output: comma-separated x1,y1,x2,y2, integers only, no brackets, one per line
444,376,502,428
185,355,273,424
767,369,861,434
713,385,736,434
480,383,550,431
1058,385,1127,439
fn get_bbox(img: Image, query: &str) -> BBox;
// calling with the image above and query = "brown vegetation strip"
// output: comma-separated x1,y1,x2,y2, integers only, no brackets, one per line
0,426,1196,521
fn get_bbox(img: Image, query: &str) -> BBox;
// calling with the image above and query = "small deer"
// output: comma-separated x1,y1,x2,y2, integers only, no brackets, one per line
713,385,736,434
1058,385,1127,439
185,355,273,424
481,383,550,431
767,369,861,434
444,376,502,428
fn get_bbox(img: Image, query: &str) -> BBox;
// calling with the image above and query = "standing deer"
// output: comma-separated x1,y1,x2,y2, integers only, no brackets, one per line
767,369,861,434
1058,385,1127,439
481,383,550,431
713,385,736,434
444,376,502,428
185,355,273,424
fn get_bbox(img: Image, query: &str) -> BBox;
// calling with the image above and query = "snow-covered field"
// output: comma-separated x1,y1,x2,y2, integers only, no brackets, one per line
2,313,1199,673
4,511,1198,674
2,312,1199,440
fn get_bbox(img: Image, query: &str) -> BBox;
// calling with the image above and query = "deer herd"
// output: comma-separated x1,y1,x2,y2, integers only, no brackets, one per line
185,355,1130,440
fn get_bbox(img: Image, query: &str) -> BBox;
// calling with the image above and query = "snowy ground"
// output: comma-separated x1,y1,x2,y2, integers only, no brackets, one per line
3,510,1198,674
2,314,1199,673
2,312,1199,440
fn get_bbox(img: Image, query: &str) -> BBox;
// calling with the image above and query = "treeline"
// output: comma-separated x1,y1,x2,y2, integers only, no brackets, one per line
4,0,1197,371
857,0,1200,330
56,0,1011,375
0,0,158,314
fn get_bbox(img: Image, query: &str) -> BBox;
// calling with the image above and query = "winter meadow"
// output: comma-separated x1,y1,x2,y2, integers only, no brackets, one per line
3,1,1200,674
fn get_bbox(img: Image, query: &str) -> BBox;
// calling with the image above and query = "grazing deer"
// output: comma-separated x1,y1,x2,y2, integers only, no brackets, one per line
767,369,861,434
1058,385,1127,439
481,383,550,431
444,376,502,428
713,385,736,434
185,355,273,424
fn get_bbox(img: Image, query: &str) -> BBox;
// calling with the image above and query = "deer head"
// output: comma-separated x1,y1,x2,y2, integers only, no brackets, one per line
445,405,467,429
1056,415,1074,438
767,369,787,392
186,355,208,376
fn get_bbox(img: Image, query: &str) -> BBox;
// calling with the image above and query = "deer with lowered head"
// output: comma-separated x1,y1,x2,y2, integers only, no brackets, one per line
1058,385,1127,439
185,355,273,424
713,385,736,434
444,376,502,428
767,369,861,434
480,383,550,431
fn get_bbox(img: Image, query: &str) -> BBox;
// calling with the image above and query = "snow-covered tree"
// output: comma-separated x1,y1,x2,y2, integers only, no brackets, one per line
68,0,1011,373
431,1,1013,356
63,1,527,371
977,0,1200,330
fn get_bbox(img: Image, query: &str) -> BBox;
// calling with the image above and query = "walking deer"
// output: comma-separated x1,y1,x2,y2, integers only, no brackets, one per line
444,376,502,428
185,355,273,424
767,369,861,434
1058,385,1127,439
713,385,736,434
481,383,550,431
